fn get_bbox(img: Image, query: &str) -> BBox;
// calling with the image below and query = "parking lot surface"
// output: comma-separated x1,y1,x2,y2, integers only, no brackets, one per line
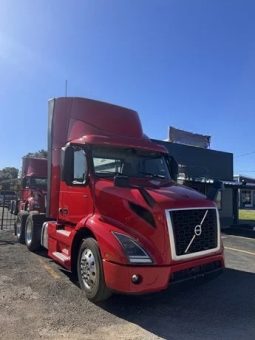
0,229,254,340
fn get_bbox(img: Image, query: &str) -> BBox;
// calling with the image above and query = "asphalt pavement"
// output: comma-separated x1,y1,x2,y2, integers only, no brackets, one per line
0,229,254,340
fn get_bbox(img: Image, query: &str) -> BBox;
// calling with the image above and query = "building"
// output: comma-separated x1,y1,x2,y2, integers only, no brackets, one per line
234,175,255,209
153,139,235,227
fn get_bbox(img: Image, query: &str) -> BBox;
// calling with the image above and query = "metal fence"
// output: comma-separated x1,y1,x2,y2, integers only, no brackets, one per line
0,195,16,230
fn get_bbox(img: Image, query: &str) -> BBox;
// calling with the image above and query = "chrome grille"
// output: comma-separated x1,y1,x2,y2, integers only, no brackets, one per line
168,208,218,257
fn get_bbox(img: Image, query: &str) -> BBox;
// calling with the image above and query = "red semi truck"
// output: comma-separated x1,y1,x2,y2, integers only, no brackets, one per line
19,156,47,212
16,97,224,302
15,157,47,241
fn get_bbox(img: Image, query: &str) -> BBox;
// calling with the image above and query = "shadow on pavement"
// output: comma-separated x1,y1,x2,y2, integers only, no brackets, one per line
0,230,16,245
223,225,255,239
99,269,255,339
59,268,79,285
0,240,16,246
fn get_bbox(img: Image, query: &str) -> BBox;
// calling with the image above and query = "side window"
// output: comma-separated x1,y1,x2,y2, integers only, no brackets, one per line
73,148,87,184
22,177,28,189
142,158,169,177
93,157,122,175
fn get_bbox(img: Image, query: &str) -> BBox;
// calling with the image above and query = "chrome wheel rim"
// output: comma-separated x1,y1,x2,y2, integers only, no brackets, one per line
80,248,97,290
16,220,21,237
26,220,32,245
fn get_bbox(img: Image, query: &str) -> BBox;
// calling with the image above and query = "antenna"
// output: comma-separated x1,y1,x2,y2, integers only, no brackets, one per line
65,80,68,97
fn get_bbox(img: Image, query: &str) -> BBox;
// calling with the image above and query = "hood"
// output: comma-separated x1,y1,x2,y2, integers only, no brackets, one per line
94,179,215,265
144,183,213,209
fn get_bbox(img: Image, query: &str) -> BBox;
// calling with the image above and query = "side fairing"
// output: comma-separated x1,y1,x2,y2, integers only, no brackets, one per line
47,97,144,219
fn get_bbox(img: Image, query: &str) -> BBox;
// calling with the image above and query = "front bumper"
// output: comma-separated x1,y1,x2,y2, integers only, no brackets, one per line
103,253,224,294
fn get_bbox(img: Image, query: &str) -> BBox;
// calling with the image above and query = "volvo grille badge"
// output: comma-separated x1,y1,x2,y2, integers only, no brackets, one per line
184,210,208,254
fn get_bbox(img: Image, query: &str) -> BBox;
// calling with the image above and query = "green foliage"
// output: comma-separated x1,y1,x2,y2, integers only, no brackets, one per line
0,167,19,180
24,149,47,159
0,167,20,191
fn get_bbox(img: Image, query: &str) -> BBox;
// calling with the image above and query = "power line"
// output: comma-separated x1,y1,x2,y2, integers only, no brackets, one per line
235,170,255,173
236,151,255,158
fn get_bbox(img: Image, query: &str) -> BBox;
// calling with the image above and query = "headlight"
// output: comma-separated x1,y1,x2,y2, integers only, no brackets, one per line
113,232,153,264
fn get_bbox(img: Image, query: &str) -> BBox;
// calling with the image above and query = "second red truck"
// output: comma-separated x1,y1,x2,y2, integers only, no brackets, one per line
15,156,47,241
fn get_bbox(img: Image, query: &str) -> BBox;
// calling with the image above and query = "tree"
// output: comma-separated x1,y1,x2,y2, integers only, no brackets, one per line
0,167,19,181
0,167,19,191
24,149,47,158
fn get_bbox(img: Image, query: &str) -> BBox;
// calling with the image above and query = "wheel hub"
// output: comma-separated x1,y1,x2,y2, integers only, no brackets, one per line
80,248,97,290
26,221,32,245
16,220,21,237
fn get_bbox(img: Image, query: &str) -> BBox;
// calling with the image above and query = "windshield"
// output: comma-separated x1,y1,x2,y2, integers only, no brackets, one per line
92,146,171,179
24,177,47,189
31,177,47,189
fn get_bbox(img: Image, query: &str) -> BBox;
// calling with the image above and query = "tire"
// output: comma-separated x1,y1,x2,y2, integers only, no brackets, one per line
14,201,19,215
15,211,29,243
77,238,111,302
25,213,45,252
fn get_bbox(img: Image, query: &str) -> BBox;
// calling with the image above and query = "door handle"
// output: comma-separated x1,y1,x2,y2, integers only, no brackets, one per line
59,208,69,215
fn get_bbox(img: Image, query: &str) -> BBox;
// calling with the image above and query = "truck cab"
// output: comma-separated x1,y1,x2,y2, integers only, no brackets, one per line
17,97,224,302
19,157,47,213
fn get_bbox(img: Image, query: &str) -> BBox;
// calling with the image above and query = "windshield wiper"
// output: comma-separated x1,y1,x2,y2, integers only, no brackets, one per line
139,171,166,179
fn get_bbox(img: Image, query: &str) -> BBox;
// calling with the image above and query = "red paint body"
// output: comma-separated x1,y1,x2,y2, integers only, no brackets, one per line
46,97,224,295
19,157,47,212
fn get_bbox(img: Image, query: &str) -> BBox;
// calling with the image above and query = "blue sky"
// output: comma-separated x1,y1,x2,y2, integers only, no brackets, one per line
0,0,255,176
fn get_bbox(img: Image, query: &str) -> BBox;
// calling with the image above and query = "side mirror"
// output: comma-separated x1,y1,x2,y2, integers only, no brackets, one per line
61,146,74,185
114,175,130,188
207,180,224,201
167,156,178,181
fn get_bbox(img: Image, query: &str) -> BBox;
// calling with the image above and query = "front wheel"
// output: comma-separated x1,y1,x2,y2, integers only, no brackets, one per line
77,238,111,302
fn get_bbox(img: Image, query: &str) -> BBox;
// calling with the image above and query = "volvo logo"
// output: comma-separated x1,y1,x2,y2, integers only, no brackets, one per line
194,224,202,236
184,210,208,254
